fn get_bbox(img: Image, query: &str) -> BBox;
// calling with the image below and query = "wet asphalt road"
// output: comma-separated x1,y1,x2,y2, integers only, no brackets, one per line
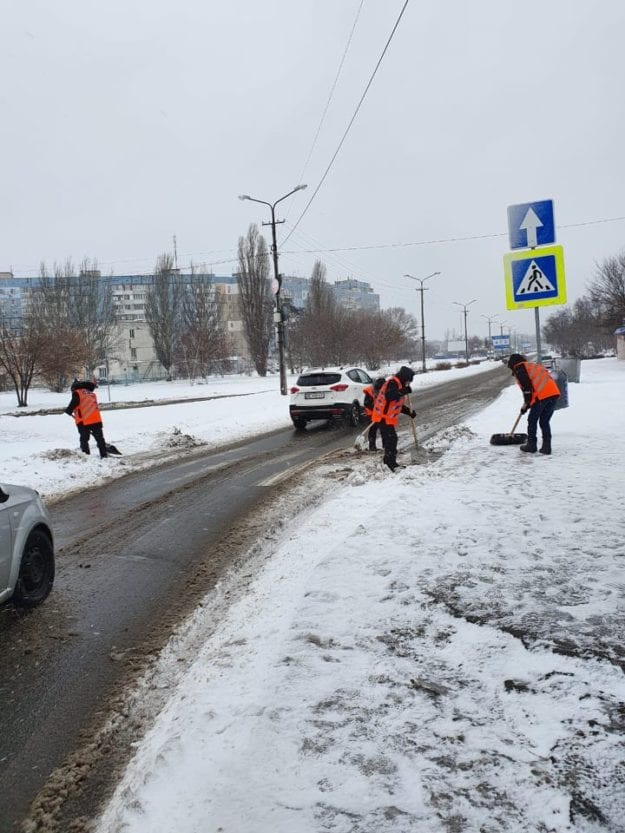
0,365,510,832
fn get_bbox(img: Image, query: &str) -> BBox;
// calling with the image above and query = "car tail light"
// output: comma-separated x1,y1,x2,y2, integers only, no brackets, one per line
290,386,300,394
330,383,349,392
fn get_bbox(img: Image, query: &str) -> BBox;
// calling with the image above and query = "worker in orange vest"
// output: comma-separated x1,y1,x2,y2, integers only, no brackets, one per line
362,376,386,451
65,379,109,458
371,366,417,471
507,354,560,455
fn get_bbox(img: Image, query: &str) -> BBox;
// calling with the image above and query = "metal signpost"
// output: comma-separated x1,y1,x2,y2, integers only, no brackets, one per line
504,199,566,363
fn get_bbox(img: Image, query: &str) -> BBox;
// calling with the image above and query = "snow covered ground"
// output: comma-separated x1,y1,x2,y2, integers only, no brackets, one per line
3,358,624,832
0,360,493,502
86,358,624,833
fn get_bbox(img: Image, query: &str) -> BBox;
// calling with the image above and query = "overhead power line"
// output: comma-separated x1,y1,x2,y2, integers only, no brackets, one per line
286,0,365,223
11,213,625,278
284,213,625,255
281,0,411,245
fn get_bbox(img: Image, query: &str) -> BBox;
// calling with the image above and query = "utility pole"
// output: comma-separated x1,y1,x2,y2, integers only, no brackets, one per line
404,271,441,373
173,234,178,270
453,299,476,365
481,314,499,355
238,185,307,395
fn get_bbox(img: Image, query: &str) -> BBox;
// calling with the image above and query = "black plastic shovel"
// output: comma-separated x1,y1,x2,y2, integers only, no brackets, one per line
490,411,528,446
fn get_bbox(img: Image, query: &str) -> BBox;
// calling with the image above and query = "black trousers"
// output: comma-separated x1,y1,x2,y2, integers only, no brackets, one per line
78,422,108,458
367,421,380,450
379,421,398,466
527,395,559,443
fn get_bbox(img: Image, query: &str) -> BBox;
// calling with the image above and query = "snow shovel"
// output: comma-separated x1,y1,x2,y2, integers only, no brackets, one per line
406,394,429,463
489,411,528,446
106,443,123,456
354,422,372,451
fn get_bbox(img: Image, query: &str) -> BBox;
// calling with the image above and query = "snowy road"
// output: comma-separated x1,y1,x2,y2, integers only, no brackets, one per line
2,366,510,833
93,359,625,833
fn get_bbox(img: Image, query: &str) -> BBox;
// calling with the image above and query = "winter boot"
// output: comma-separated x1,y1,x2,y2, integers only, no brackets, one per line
384,458,406,472
520,439,537,453
539,439,552,455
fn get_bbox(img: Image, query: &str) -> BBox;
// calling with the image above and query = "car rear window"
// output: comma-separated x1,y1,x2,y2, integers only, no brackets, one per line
296,373,342,386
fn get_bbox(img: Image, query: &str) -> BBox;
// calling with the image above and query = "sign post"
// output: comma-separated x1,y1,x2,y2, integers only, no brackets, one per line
504,199,566,363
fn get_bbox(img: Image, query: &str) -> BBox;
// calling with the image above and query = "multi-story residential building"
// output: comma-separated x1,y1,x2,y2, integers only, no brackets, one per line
281,275,380,313
1,269,381,381
331,278,380,312
102,273,249,380
0,272,35,330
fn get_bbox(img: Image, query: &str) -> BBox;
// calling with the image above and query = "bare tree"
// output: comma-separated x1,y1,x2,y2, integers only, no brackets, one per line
145,253,182,380
384,307,419,360
588,252,625,329
349,309,406,369
296,260,337,367
73,258,117,373
177,265,229,379
0,301,45,406
36,257,117,383
236,225,272,376
543,297,614,357
37,330,90,392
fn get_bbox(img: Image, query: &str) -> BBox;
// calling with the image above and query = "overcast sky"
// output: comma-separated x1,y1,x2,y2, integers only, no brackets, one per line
2,0,624,340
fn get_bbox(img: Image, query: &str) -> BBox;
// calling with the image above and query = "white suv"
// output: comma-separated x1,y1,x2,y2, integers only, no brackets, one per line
0,483,55,607
289,366,373,430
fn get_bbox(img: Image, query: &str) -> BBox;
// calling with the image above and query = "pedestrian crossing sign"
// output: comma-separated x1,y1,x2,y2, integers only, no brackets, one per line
503,244,566,310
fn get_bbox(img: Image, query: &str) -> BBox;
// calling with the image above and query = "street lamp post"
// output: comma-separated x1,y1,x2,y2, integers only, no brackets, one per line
238,185,307,395
404,271,441,373
481,314,499,357
453,299,477,365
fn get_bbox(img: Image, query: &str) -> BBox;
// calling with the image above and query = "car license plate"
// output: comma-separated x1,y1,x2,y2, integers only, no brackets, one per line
305,392,325,399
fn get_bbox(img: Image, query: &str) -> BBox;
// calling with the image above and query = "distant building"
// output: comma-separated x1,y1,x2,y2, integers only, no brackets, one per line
332,278,380,312
0,272,34,329
1,269,383,380
280,275,310,310
0,271,251,380
277,275,380,313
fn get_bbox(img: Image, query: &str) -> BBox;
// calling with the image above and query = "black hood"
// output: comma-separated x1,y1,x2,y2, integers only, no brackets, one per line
507,353,526,369
71,380,96,392
396,365,415,383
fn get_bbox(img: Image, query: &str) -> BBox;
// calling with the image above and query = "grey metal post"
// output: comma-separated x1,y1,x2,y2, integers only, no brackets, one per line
404,272,441,373
268,203,287,396
453,299,476,365
238,185,307,396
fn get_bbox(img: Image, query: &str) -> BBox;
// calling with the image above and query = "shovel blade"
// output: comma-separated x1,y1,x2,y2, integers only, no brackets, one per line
489,433,528,446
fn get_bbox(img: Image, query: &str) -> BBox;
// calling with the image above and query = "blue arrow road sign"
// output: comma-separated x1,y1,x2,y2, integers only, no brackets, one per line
507,199,555,249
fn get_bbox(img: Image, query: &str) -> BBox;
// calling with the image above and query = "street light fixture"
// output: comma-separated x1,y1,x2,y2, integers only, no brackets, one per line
453,299,477,365
404,271,441,373
481,313,499,357
238,184,308,395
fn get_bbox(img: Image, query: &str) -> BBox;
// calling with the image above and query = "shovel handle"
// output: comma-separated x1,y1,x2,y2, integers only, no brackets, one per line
509,412,523,435
407,393,419,449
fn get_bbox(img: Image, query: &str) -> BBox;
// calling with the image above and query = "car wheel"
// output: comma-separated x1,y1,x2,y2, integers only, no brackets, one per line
346,402,361,427
292,417,307,431
13,530,55,608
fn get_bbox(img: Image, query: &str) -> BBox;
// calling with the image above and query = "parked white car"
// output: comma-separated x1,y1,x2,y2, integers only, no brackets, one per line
289,366,374,430
0,483,55,607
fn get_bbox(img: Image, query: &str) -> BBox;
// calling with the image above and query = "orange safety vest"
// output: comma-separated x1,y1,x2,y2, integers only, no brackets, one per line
363,384,375,418
74,388,102,426
371,376,405,426
516,361,560,405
